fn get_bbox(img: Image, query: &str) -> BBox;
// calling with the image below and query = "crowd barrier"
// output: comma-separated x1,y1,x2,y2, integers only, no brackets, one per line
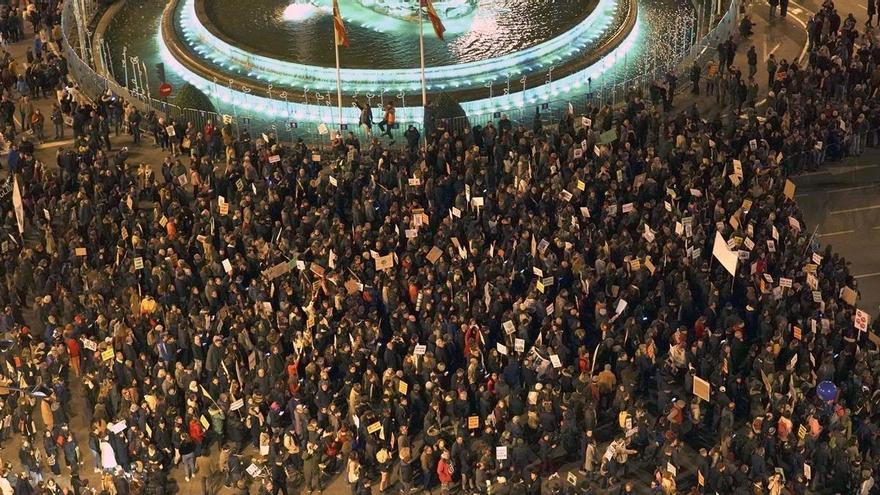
59,0,743,148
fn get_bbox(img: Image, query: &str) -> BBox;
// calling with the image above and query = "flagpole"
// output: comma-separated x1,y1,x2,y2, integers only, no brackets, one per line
334,26,343,127
419,7,427,108
419,3,427,149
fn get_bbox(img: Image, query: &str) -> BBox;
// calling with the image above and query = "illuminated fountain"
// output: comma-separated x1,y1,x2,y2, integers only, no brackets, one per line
356,0,478,21
281,1,323,21
153,0,640,124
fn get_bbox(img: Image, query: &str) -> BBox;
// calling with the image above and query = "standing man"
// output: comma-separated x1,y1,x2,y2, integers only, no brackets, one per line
437,450,454,494
51,103,63,140
129,107,142,145
690,61,701,95
581,430,597,479
767,53,778,88
747,46,758,79
356,99,373,136
404,124,420,154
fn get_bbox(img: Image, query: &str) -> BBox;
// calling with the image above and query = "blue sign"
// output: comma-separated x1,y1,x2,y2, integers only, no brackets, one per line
289,122,298,129
392,123,400,129
340,124,349,130
541,103,549,110
242,117,251,125
493,112,501,118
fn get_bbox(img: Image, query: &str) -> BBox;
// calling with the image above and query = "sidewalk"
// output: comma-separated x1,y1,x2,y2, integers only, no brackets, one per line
671,0,810,117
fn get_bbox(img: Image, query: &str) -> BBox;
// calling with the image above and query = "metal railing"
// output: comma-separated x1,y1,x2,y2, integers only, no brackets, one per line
445,0,743,133
60,0,741,147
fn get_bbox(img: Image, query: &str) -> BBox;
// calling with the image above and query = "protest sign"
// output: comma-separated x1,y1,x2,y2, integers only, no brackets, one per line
855,309,871,332
841,286,858,306
783,179,796,199
375,254,395,271
712,232,739,276
693,376,710,402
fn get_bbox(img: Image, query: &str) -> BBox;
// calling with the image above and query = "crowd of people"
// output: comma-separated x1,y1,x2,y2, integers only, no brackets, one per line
3,0,880,494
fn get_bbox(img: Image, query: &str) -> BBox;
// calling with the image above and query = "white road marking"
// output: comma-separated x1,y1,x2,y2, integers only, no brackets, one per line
830,204,880,215
764,42,781,61
795,183,880,197
817,229,855,237
829,164,880,175
800,165,880,177
787,0,814,63
855,272,880,279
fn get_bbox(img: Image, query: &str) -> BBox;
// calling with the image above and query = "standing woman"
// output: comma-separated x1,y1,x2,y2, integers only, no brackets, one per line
178,432,195,482
376,448,391,492
868,0,876,26
30,108,43,143
99,435,118,473
346,454,361,495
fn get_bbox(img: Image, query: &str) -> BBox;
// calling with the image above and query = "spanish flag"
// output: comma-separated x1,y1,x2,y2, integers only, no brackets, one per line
421,0,446,41
333,0,349,47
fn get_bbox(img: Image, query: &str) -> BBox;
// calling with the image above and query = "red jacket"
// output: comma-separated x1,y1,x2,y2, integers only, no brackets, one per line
437,458,453,483
65,338,80,358
188,419,205,444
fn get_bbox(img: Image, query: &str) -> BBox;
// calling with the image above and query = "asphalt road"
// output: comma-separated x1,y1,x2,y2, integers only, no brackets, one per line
794,151,880,318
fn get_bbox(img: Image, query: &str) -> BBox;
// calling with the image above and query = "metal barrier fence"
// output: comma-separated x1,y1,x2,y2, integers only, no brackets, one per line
61,0,741,147
447,0,743,133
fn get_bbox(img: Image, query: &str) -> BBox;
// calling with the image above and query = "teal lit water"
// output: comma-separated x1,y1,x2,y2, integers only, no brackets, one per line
204,0,597,69
102,0,696,119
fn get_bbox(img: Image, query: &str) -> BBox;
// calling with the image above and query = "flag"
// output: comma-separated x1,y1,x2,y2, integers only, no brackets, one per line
333,0,349,47
422,0,446,40
12,175,23,234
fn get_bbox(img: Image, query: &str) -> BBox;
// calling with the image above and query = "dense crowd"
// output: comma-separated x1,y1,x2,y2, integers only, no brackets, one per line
4,0,880,494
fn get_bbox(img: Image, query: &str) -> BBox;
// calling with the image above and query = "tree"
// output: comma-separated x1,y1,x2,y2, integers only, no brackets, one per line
171,83,217,113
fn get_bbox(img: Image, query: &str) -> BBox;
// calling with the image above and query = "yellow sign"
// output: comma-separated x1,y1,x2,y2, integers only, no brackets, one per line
101,348,115,361
692,376,710,402
468,416,480,429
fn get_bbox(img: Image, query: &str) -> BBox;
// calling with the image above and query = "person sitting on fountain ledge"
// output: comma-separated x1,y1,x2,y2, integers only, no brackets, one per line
379,101,396,140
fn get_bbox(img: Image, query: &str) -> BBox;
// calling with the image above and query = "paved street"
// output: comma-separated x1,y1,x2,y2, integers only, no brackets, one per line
794,152,880,316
